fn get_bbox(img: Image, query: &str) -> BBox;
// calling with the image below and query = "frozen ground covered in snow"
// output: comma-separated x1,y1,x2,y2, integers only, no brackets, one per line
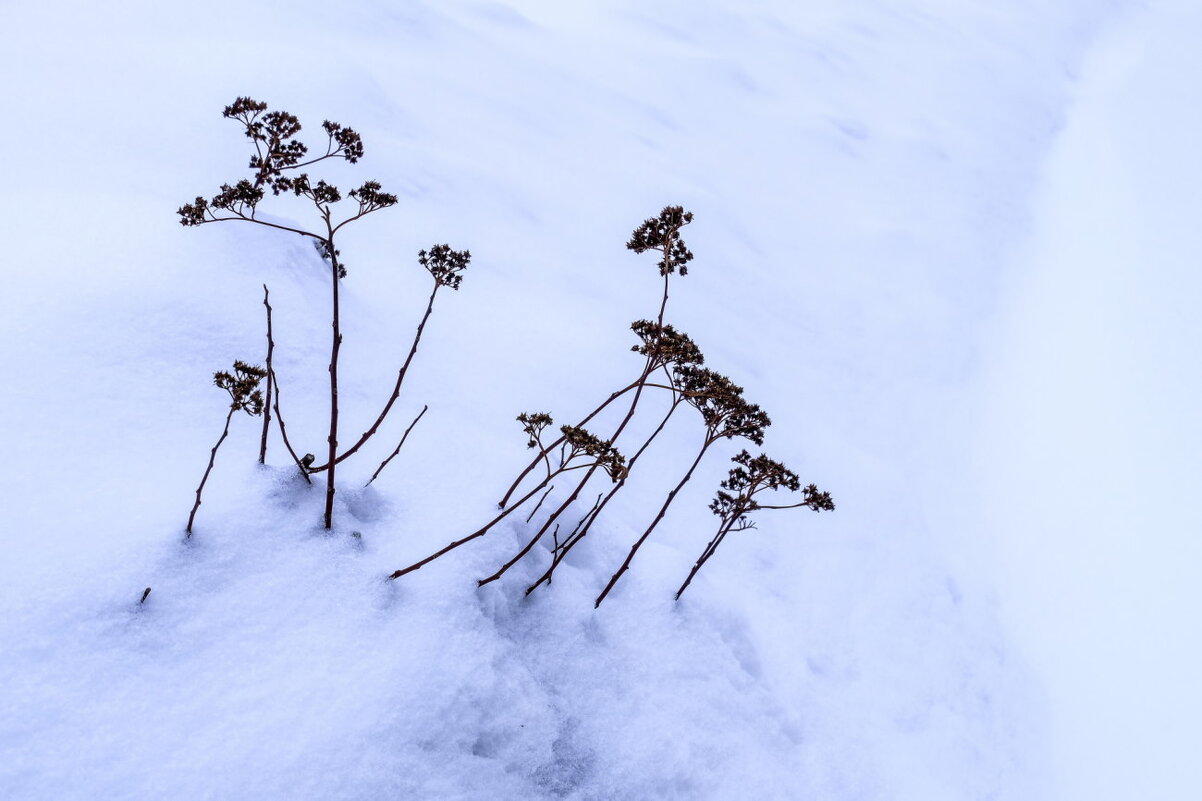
3,0,1196,799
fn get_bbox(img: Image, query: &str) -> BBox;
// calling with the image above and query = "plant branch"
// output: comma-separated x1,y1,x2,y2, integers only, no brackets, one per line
365,405,428,487
187,407,236,536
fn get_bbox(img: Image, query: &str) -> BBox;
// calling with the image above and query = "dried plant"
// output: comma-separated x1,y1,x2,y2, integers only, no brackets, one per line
675,451,834,599
179,98,466,529
186,361,267,535
179,97,394,528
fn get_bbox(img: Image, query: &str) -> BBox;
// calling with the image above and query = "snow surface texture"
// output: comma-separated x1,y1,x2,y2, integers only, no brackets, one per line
5,0,1193,799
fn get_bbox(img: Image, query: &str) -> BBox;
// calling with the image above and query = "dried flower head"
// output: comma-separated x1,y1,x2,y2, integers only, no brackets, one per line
674,367,771,444
213,360,268,416
561,425,628,481
419,244,471,290
626,205,695,276
349,180,398,214
517,412,554,448
709,450,834,529
630,320,704,368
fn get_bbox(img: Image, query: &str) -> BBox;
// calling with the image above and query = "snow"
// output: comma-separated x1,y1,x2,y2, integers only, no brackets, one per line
3,0,1194,799
972,2,1202,796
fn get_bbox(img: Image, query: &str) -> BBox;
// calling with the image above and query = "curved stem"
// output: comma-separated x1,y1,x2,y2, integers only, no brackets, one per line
203,212,322,242
269,363,311,484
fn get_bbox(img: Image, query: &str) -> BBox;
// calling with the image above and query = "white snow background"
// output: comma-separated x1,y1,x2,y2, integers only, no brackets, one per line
2,0,1198,799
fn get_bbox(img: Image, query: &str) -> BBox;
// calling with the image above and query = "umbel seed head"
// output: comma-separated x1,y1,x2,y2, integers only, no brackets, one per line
517,412,554,448
674,367,770,445
560,425,628,481
419,245,471,290
626,205,695,276
630,320,704,368
213,360,268,416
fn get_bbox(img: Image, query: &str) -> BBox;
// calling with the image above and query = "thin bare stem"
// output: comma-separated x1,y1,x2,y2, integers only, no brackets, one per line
201,211,323,242
323,226,341,529
269,364,311,484
525,485,555,524
187,407,236,536
595,440,711,607
387,481,549,581
365,405,428,487
259,285,274,464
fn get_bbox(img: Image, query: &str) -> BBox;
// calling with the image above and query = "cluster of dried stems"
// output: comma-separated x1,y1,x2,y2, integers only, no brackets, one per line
176,99,833,604
387,206,834,605
179,98,467,533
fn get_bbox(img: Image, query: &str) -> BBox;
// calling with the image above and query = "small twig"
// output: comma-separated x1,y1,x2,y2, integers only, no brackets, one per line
364,405,428,487
525,484,555,524
139,587,152,604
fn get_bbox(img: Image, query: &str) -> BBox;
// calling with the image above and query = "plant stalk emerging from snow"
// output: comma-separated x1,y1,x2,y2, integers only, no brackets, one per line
179,98,466,529
186,360,267,536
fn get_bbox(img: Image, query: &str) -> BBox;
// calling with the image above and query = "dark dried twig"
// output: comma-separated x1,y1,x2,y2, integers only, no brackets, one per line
259,285,275,464
365,405,428,487
525,485,555,524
